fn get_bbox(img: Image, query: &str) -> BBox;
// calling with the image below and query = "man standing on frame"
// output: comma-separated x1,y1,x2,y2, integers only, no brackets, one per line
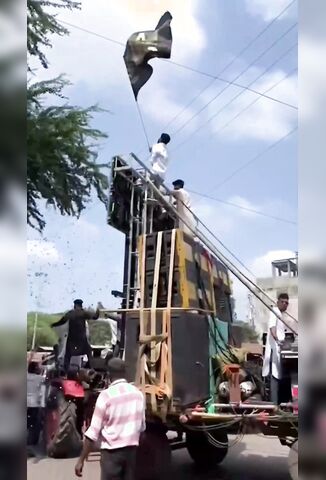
149,132,171,185
51,298,101,373
75,358,146,480
262,292,290,404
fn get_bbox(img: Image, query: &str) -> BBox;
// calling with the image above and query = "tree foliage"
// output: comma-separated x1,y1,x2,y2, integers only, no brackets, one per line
233,321,259,343
26,312,112,350
27,312,60,349
27,0,79,70
27,0,108,231
88,321,112,346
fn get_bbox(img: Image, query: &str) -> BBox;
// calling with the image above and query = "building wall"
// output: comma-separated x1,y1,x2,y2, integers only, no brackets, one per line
254,276,298,338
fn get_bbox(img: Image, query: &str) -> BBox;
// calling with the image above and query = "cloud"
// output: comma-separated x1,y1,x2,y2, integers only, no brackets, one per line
27,240,60,264
245,0,296,22
250,249,296,277
141,85,199,129
193,201,236,236
207,69,297,142
75,218,100,237
227,195,262,217
231,249,296,320
32,0,206,90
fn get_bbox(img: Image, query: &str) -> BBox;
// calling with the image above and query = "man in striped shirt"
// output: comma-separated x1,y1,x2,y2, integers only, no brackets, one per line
75,358,146,479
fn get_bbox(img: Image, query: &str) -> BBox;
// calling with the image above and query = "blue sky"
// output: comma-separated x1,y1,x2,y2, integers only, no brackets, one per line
27,0,298,319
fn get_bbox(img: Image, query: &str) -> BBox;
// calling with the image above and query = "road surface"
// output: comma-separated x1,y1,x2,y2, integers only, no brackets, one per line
28,435,290,480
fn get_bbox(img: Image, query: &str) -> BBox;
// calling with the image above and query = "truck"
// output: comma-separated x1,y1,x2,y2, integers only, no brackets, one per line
36,153,298,480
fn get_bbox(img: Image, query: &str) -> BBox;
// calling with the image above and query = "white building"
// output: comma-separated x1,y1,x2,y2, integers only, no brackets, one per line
254,255,298,338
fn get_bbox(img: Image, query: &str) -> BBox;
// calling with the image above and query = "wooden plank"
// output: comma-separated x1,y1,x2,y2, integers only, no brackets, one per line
160,310,168,386
166,229,176,408
149,232,163,412
138,234,147,393
100,307,214,313
176,229,189,308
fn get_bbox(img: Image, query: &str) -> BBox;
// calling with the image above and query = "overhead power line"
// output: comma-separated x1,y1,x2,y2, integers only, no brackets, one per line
162,0,297,131
172,48,297,154
211,66,297,137
60,20,125,45
188,189,297,225
207,126,298,194
59,12,297,116
170,22,297,139
165,60,297,109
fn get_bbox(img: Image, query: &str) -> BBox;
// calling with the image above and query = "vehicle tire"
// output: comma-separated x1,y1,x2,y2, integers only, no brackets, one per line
44,389,82,458
288,439,298,480
135,427,172,480
186,429,228,468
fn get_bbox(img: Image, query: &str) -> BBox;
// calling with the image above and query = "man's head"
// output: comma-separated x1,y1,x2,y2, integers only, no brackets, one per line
277,293,289,312
158,133,171,145
172,179,184,190
74,299,83,310
107,358,126,382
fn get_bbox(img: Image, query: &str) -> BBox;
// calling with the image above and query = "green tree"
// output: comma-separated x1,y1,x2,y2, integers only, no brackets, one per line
27,312,60,349
233,321,259,343
27,0,108,231
89,321,112,346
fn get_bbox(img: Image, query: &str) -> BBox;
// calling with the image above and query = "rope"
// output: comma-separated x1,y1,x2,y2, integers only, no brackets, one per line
135,102,151,152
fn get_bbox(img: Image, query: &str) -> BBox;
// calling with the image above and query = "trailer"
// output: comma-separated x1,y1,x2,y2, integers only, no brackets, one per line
104,153,298,479
36,153,298,480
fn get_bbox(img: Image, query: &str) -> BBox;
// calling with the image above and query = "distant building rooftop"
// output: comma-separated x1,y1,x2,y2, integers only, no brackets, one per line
271,256,298,277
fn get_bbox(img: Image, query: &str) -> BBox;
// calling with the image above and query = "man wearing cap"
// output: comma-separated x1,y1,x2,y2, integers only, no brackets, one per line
52,299,101,373
149,132,171,185
171,179,195,236
75,358,146,480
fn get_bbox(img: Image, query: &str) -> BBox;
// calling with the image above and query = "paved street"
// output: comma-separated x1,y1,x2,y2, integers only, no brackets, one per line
28,435,291,480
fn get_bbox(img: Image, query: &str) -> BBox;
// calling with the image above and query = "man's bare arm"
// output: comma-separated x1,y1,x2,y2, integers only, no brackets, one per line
75,437,93,477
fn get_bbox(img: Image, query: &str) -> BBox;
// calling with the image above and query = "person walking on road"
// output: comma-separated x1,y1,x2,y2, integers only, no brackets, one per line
262,293,290,404
75,358,146,480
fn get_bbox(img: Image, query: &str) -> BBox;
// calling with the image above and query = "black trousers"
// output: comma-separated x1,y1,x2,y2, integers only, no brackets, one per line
64,340,93,372
100,447,137,480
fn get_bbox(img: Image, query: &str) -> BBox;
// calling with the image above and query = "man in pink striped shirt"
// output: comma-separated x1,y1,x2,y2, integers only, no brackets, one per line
75,358,145,479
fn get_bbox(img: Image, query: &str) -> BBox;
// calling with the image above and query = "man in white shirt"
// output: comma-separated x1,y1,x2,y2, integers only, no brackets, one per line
262,293,290,404
171,179,195,236
150,133,170,184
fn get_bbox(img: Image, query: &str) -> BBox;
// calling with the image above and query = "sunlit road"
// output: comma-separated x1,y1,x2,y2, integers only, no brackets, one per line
28,435,290,480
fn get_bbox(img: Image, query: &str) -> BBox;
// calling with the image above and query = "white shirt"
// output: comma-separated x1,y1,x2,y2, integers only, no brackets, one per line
262,306,286,379
150,142,169,180
27,373,46,408
173,188,195,235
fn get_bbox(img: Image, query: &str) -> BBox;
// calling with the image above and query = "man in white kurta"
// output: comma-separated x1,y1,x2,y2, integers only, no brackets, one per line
262,293,289,403
171,179,195,236
150,133,170,184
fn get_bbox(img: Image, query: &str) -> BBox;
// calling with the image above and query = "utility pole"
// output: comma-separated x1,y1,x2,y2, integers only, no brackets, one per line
31,312,38,351
247,293,255,329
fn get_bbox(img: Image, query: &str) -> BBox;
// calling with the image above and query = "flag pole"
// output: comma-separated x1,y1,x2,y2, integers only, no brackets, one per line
31,311,38,351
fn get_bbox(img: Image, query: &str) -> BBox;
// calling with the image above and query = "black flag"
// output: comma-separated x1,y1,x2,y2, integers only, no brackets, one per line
123,11,173,100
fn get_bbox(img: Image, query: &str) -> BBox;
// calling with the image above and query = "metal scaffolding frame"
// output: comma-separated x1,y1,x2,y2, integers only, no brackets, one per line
108,153,298,334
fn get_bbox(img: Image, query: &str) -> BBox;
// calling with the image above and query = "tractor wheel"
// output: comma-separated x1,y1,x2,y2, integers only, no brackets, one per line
288,440,298,480
186,429,228,468
135,427,172,480
44,389,82,458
